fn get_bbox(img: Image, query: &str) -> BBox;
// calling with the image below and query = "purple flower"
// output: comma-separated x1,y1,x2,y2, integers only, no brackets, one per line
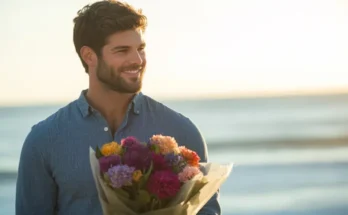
107,165,135,188
121,136,141,149
99,155,121,173
165,153,182,166
165,153,186,173
123,143,152,171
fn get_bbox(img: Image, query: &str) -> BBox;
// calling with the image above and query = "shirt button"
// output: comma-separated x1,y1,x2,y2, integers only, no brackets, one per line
136,110,140,114
104,127,108,131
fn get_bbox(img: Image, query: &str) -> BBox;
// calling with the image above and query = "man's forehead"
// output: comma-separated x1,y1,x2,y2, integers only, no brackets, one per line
106,29,145,46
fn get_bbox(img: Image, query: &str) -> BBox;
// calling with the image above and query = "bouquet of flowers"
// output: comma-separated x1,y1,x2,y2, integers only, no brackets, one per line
89,134,232,215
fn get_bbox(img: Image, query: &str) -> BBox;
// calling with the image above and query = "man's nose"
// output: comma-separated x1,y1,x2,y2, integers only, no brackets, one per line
130,50,143,65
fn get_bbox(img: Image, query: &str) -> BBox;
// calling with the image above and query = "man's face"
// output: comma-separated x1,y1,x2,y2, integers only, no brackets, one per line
96,29,146,93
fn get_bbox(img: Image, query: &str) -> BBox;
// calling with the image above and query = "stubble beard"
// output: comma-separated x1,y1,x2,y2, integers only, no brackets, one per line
96,59,145,94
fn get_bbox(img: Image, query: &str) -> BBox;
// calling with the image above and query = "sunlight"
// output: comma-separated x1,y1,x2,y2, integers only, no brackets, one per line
1,0,348,105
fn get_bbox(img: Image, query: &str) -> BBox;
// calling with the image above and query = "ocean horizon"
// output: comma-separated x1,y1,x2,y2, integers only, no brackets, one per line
1,93,348,215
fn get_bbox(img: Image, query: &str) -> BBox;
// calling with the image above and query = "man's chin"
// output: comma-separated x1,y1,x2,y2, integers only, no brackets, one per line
109,84,142,94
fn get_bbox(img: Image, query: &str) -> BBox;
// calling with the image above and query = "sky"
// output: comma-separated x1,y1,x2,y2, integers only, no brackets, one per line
1,0,348,106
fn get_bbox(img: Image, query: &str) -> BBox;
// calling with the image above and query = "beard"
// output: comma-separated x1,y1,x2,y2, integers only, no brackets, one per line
96,58,145,93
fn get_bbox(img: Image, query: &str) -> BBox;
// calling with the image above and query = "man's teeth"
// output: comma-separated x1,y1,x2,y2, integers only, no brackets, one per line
124,70,139,74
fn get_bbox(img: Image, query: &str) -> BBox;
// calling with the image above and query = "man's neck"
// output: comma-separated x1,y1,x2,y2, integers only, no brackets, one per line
85,88,135,131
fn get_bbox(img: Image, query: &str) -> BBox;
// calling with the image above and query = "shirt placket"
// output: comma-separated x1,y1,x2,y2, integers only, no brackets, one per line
90,111,114,145
92,106,133,144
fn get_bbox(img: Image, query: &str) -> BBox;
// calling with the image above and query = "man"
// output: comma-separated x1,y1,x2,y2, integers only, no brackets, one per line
15,0,221,214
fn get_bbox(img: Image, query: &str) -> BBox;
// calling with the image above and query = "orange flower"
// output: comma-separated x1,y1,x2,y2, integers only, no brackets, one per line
149,135,180,155
179,146,200,167
101,141,122,156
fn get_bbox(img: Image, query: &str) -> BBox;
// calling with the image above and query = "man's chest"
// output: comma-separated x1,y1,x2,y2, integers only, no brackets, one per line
49,121,183,198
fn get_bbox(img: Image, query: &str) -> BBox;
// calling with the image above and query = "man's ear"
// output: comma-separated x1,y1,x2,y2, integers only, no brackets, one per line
80,46,98,68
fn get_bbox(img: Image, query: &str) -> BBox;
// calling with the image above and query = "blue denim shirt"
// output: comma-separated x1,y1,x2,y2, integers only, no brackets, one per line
16,90,221,215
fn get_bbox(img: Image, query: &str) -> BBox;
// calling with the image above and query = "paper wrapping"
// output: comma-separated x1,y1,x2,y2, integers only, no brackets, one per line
89,147,233,215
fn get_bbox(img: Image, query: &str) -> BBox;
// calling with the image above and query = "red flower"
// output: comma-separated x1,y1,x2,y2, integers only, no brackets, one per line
146,170,181,199
151,152,170,171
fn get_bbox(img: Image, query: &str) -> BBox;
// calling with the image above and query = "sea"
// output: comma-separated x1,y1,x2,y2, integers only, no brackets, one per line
1,93,348,215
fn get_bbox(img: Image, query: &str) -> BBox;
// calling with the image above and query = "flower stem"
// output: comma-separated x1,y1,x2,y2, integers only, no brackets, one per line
150,197,156,210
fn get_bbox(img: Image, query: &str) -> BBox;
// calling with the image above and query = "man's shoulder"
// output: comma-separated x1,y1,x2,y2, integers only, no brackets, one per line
142,95,204,140
19,100,78,153
143,95,208,161
142,95,194,126
28,100,78,139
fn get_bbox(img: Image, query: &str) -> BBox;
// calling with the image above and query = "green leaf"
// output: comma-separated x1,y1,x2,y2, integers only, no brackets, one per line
103,173,111,184
144,161,153,181
149,144,160,154
154,145,160,154
113,187,130,199
137,177,145,190
95,146,103,159
136,189,151,204
139,161,153,189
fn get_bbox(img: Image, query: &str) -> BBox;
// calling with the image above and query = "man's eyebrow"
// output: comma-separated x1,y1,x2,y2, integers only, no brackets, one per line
111,46,130,51
111,43,146,51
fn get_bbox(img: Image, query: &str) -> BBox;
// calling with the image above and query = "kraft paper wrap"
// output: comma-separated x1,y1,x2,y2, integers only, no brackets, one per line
89,147,233,215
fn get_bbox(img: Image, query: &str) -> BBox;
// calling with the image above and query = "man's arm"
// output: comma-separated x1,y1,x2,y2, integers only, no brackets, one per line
183,118,221,215
16,124,57,215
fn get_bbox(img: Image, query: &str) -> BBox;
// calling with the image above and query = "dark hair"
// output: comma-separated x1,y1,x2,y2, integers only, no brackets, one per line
73,0,147,73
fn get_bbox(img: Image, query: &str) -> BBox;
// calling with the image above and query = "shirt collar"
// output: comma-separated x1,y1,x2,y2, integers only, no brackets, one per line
77,89,143,118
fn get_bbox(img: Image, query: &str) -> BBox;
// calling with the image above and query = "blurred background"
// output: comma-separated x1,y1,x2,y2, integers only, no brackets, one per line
1,0,348,214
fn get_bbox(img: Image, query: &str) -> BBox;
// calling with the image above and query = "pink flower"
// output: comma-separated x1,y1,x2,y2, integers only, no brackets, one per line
149,135,180,155
178,166,202,183
146,170,181,199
